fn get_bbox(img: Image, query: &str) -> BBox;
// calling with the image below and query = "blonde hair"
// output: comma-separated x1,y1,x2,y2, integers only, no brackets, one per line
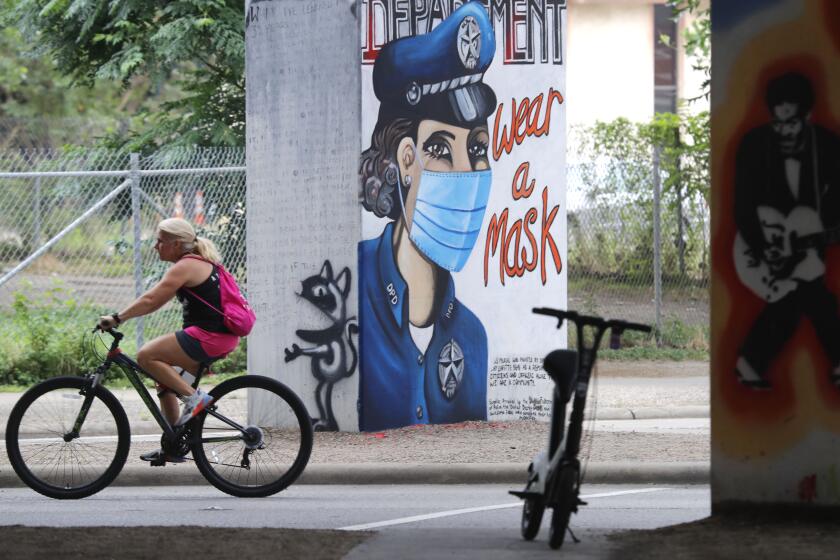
157,217,222,264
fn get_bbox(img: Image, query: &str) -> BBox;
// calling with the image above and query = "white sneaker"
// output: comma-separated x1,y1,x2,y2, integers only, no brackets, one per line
175,389,213,426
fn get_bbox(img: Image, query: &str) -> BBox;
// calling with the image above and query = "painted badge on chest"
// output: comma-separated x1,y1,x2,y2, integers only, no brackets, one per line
439,339,465,400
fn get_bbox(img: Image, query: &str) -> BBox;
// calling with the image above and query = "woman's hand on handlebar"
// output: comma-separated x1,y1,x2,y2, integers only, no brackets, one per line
97,314,119,331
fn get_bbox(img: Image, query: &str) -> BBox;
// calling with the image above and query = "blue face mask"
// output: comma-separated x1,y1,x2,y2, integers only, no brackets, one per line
398,159,492,272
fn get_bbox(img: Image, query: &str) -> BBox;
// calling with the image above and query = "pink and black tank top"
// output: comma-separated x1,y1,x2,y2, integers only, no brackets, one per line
175,266,231,334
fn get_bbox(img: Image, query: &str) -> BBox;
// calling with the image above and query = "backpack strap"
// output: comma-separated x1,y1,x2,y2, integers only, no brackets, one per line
180,253,229,274
183,286,225,318
180,253,209,263
179,254,225,317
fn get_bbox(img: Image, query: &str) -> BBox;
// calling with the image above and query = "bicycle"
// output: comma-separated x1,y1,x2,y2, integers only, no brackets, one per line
510,308,651,549
5,327,314,500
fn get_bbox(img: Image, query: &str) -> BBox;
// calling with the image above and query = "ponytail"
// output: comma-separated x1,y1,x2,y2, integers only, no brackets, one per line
157,217,222,264
193,236,222,264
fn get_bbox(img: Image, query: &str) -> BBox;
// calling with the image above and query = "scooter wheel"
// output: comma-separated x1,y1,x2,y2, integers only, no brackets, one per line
521,496,545,540
548,464,579,549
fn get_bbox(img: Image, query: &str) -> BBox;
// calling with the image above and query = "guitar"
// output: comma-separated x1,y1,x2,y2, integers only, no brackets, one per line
733,205,840,302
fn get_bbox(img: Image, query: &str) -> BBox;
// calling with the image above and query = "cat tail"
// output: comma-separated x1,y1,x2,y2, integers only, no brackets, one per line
346,318,359,377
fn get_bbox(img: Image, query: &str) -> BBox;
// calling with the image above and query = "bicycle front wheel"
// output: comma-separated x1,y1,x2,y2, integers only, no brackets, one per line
192,375,313,498
5,376,130,499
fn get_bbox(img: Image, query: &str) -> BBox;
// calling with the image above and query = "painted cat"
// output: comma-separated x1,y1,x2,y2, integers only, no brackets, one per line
284,260,358,431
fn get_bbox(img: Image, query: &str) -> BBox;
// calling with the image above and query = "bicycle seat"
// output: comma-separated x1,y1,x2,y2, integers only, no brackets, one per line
544,350,578,402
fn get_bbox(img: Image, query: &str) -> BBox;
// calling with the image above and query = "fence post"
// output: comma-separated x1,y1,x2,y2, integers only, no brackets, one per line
653,147,663,345
33,176,42,247
130,153,145,349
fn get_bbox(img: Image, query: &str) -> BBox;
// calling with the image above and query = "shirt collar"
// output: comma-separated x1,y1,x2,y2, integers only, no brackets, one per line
377,222,408,328
376,222,458,329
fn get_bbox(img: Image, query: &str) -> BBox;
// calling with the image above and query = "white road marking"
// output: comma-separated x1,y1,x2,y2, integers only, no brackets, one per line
339,487,669,531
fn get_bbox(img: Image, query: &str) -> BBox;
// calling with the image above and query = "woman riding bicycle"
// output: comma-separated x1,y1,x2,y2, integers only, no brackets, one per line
97,218,240,461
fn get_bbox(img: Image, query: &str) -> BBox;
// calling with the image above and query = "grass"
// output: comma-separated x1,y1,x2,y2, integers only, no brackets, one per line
1,277,708,391
569,315,709,362
599,347,708,361
1,372,246,394
0,281,248,388
568,274,708,301
102,371,245,390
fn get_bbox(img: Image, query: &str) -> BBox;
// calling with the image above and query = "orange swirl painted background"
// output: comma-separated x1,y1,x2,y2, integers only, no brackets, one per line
712,0,840,459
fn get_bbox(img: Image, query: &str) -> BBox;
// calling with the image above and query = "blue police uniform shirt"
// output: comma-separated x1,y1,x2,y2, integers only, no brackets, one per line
358,222,488,431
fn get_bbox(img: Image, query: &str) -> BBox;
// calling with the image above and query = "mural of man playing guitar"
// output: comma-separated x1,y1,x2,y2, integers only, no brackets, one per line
733,72,840,389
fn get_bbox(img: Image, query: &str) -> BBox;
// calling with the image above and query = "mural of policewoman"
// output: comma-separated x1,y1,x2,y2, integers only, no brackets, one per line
358,2,496,431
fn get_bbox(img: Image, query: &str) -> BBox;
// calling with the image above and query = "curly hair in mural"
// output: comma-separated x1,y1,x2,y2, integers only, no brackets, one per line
360,118,419,220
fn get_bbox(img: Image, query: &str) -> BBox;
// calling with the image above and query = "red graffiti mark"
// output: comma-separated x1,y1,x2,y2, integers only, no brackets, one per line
799,474,817,503
492,88,564,161
484,173,562,287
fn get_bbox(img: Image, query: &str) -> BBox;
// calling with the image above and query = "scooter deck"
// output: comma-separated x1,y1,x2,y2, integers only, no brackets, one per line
509,490,542,500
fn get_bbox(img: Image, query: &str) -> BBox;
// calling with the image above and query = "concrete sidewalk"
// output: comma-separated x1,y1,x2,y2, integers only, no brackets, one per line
0,362,710,488
0,461,709,489
0,413,710,488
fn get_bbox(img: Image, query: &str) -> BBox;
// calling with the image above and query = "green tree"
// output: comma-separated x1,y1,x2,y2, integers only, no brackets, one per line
0,0,133,148
573,1,711,282
12,0,245,150
575,110,710,282
666,0,710,101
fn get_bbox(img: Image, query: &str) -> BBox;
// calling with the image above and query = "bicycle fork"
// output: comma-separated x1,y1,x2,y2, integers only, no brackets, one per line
66,364,110,441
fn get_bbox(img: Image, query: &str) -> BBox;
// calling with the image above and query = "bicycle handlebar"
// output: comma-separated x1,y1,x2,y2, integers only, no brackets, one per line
532,307,652,333
92,325,124,341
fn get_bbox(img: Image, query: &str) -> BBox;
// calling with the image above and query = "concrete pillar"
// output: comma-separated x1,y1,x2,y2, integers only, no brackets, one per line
712,1,840,511
247,0,567,432
245,0,361,430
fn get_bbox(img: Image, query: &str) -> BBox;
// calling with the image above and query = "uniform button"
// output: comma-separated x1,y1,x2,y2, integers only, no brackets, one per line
417,354,424,365
416,405,424,419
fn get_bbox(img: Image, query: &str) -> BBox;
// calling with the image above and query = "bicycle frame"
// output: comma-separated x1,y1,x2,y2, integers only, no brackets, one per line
72,329,248,446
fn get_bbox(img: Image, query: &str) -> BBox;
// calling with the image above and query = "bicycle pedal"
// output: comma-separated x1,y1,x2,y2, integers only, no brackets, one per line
577,499,588,506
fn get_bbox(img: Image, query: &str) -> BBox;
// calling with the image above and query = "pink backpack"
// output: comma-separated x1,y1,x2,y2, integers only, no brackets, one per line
182,255,256,337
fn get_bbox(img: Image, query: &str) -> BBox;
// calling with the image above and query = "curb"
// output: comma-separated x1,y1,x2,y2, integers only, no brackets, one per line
0,461,709,489
589,406,708,420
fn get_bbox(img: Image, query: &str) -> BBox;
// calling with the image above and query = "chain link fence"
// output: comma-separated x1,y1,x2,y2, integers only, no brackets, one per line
0,148,246,360
0,146,709,373
567,156,710,350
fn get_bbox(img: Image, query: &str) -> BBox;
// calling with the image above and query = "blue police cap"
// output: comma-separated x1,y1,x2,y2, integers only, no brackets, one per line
373,1,497,128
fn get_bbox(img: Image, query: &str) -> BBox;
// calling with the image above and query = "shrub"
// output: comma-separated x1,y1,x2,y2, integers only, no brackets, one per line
567,314,709,361
212,339,247,375
1,282,250,386
0,284,105,385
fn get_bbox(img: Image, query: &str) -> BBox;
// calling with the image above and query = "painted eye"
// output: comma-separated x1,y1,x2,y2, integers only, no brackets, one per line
468,142,488,159
314,286,327,297
424,141,451,160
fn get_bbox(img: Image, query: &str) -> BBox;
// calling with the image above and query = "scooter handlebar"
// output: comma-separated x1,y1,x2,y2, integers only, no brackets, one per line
532,307,652,333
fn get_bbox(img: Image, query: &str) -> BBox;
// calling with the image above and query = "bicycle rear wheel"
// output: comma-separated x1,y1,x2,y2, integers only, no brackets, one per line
191,375,313,498
5,376,130,499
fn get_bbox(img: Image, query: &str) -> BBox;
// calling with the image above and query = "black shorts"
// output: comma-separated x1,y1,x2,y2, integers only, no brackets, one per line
158,331,222,397
175,329,217,364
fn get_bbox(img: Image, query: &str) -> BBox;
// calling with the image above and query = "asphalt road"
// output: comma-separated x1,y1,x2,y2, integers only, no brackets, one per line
0,483,710,559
